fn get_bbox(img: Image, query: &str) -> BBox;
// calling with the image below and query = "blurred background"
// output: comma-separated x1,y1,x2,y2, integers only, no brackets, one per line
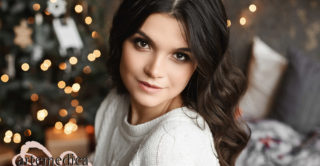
0,0,319,165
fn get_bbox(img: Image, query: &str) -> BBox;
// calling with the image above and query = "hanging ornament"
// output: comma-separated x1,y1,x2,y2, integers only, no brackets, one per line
5,54,16,78
52,17,83,56
14,19,33,48
47,0,67,18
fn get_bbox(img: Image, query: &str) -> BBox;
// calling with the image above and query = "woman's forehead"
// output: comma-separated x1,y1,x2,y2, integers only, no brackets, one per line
138,13,189,49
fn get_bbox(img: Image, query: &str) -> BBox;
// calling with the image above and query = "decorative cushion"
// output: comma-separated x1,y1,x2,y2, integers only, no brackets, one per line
239,36,288,120
271,48,320,134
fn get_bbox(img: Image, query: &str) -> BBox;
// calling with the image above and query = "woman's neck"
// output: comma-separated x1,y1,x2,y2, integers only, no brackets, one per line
128,95,183,125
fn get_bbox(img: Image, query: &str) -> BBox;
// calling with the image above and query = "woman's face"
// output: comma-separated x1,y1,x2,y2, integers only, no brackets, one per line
120,13,197,109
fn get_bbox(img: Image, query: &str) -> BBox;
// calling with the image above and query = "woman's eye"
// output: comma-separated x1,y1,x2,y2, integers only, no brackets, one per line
173,53,190,62
134,38,149,49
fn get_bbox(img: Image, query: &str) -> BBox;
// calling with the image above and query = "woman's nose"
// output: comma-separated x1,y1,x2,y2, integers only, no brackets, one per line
143,54,165,78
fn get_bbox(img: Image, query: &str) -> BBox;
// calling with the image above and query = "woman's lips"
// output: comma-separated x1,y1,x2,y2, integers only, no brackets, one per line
138,81,163,93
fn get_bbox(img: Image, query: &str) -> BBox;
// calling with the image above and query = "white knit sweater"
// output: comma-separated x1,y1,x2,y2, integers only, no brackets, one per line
93,89,220,166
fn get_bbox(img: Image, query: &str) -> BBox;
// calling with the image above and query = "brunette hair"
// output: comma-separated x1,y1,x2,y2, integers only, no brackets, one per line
107,0,249,165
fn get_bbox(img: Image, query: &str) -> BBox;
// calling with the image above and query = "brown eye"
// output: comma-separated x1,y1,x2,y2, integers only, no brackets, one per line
134,38,150,49
173,52,190,62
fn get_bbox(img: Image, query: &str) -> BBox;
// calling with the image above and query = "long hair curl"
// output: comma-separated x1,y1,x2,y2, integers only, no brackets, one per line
107,0,249,165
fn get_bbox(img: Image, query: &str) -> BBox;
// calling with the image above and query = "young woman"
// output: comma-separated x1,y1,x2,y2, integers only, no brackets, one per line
93,0,249,166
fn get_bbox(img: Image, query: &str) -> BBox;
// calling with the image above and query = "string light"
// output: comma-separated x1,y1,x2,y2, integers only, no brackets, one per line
93,49,101,58
91,31,98,38
50,0,57,3
85,125,94,134
43,59,52,67
59,62,67,70
227,19,232,27
21,63,30,71
64,86,73,94
4,136,11,143
87,53,95,61
69,56,78,65
5,130,13,138
71,99,79,107
85,16,92,25
37,109,48,121
239,17,247,26
33,3,41,11
249,4,257,13
75,105,83,113
59,109,68,117
1,74,9,82
24,129,32,137
13,133,21,144
57,81,66,89
45,10,51,16
55,121,63,130
72,83,80,92
83,66,91,74
64,121,78,134
30,93,39,102
74,4,83,13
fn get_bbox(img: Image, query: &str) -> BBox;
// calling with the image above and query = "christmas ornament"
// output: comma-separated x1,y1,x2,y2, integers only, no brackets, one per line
53,17,83,56
47,0,67,18
14,20,33,48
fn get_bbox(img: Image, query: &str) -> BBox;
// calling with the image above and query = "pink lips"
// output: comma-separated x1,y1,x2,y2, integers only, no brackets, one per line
138,81,163,93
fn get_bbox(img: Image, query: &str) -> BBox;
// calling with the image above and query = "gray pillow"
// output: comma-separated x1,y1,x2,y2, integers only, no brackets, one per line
271,48,320,134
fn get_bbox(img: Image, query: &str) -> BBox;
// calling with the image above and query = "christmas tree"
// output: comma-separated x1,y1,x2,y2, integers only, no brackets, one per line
0,0,111,151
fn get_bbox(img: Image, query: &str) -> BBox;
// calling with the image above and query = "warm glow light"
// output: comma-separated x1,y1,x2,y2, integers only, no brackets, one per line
249,4,257,13
72,83,80,92
64,86,73,94
21,63,30,71
45,10,51,16
5,130,13,138
83,66,91,74
87,53,96,62
4,137,11,143
13,133,21,143
91,31,98,38
1,74,9,83
85,16,92,25
43,59,52,68
0,117,2,123
50,0,57,3
55,121,63,130
40,64,48,71
59,109,68,117
30,93,39,102
37,109,48,121
59,62,67,70
227,19,232,27
58,81,66,89
69,118,77,124
74,4,83,13
69,56,78,65
64,122,75,135
24,129,32,137
75,105,83,113
33,3,41,11
85,125,94,134
240,17,247,26
71,99,79,107
93,49,101,58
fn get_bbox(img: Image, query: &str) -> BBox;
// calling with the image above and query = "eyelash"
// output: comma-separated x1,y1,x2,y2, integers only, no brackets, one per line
132,37,191,62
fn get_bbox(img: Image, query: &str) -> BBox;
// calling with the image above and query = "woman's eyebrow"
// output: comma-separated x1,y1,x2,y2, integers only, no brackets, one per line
136,30,191,53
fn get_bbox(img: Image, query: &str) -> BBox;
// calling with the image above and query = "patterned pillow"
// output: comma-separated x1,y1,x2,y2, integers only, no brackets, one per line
271,48,320,134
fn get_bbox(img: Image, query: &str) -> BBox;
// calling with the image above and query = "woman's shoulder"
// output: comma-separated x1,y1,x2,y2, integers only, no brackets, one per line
132,108,219,166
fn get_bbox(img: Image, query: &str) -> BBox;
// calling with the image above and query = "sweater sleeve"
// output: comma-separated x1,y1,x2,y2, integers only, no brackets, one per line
133,122,220,166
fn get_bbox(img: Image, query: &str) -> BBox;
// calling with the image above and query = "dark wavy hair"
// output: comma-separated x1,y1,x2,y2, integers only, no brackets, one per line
107,0,249,165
